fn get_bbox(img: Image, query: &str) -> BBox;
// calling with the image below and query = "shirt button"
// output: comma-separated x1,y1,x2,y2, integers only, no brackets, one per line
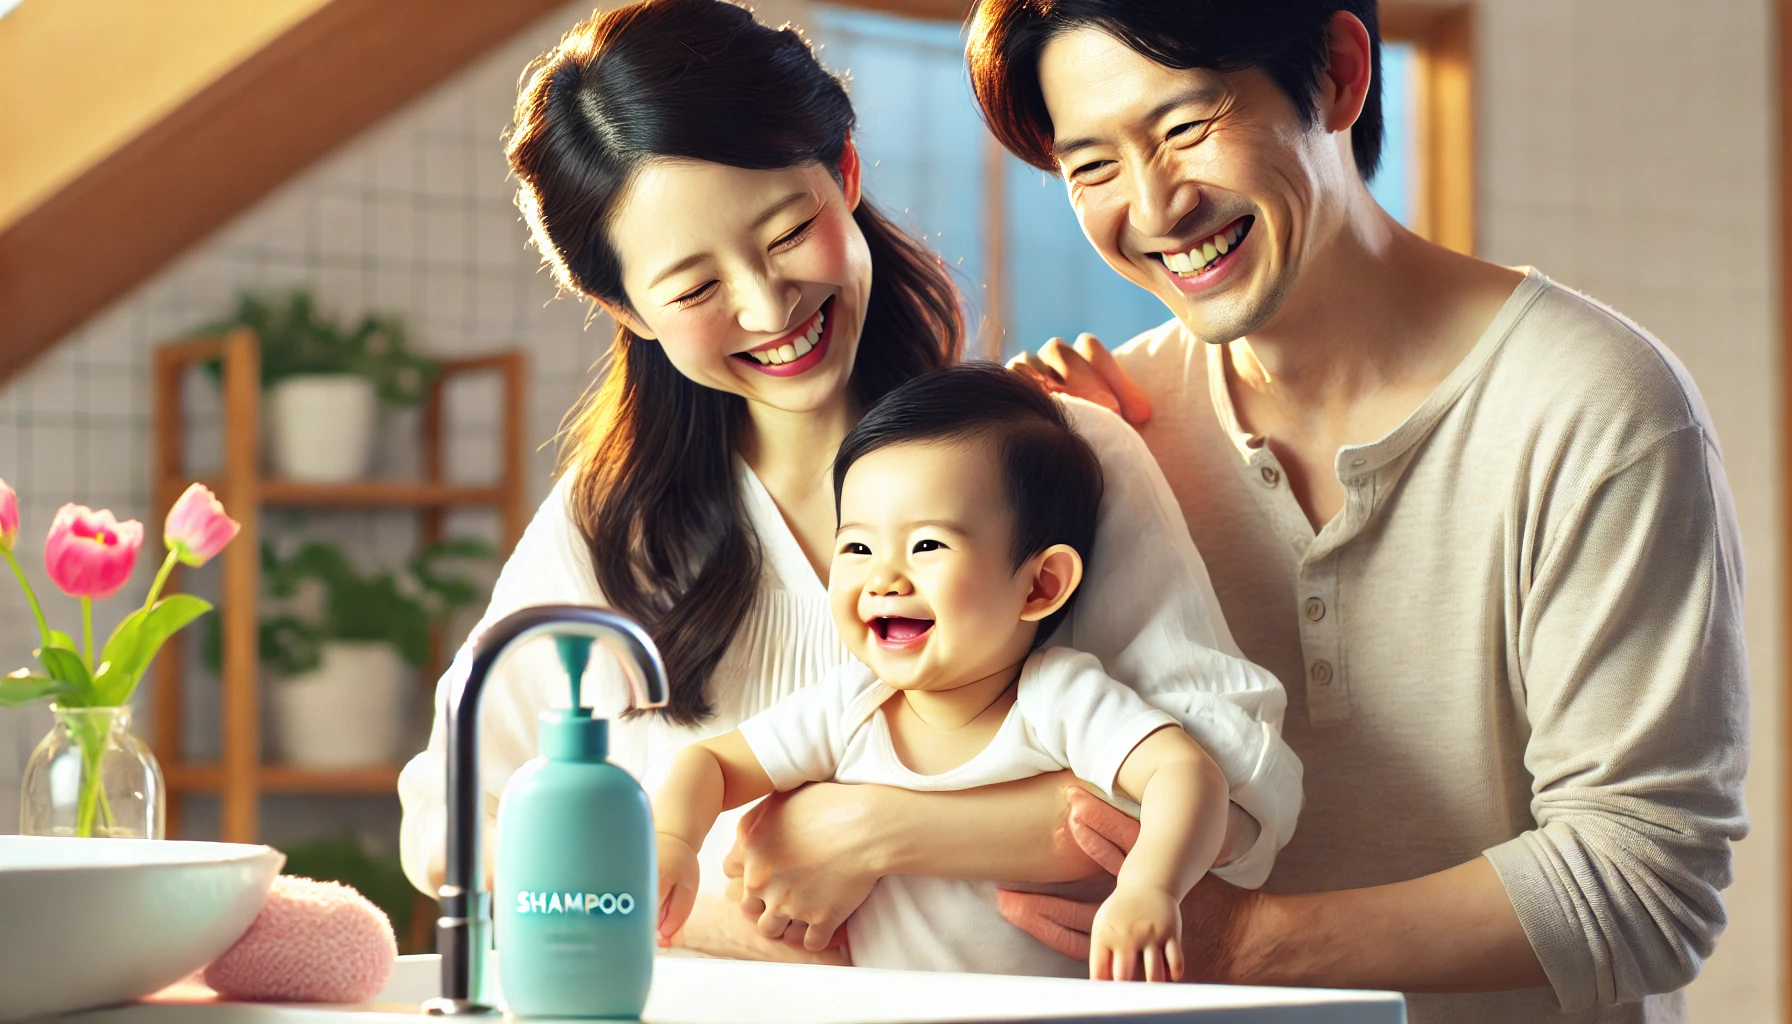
1350,457,1366,469
1310,660,1333,685
1304,597,1326,622
1260,465,1281,487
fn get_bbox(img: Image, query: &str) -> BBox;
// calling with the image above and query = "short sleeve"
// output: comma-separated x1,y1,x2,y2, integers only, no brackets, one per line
1053,398,1301,887
1018,648,1181,803
736,660,880,791
397,472,626,896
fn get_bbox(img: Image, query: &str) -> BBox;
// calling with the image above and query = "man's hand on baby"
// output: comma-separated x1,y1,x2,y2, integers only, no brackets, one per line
1090,883,1184,982
1006,333,1152,426
655,833,701,945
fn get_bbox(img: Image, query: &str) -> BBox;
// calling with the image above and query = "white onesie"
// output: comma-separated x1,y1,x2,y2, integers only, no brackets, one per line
736,646,1180,977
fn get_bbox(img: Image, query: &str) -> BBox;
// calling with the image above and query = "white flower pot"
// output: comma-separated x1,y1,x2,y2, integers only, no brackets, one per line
270,641,409,768
267,375,377,482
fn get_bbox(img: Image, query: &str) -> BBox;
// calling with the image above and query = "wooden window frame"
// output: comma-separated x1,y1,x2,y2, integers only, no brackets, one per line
1381,3,1477,255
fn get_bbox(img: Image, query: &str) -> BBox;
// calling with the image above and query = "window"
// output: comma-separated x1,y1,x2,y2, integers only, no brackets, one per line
811,3,1474,359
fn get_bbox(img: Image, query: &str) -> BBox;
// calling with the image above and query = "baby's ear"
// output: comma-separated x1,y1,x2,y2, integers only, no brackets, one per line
1019,545,1084,623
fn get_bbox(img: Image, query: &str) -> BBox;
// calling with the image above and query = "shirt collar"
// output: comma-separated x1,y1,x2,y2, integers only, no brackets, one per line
1203,268,1550,478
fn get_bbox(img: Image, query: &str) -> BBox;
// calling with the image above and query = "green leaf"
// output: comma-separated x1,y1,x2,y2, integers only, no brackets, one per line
91,594,212,706
0,670,75,709
46,629,78,653
37,646,91,692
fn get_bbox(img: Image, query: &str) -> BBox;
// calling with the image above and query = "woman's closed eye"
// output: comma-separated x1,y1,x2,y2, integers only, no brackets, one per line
771,214,819,253
671,280,717,308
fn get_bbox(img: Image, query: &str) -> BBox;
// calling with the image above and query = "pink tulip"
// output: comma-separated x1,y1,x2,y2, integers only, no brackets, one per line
0,479,17,553
165,483,240,567
44,505,143,599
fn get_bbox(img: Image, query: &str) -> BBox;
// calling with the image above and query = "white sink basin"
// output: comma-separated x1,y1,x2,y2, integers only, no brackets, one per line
0,836,284,1023
51,953,1405,1022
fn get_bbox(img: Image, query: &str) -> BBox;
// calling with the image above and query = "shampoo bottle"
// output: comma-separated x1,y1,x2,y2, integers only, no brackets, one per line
496,636,655,1018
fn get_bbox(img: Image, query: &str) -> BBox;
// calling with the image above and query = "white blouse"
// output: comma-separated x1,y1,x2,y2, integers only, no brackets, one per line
396,398,1301,899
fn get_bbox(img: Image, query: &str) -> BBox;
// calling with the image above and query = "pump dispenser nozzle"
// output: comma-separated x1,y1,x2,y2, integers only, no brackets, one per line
555,635,593,708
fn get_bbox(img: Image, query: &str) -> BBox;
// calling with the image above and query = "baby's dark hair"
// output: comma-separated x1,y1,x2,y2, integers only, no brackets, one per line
832,362,1104,644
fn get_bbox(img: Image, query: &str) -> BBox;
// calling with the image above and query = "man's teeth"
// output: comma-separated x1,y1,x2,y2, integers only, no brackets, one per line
1162,222,1247,276
746,307,826,365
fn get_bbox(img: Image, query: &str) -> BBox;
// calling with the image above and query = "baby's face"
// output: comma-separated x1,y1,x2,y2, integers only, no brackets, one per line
830,440,1039,692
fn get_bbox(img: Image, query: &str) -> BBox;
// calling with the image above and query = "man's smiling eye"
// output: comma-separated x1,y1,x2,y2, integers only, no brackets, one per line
772,215,819,251
1070,159,1114,180
912,539,944,553
1167,120,1208,139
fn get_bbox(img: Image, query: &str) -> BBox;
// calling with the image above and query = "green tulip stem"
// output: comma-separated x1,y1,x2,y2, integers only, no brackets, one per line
2,548,50,649
143,549,179,614
82,598,93,673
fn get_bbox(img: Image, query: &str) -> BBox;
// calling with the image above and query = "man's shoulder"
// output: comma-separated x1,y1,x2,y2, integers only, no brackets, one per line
1489,275,1713,446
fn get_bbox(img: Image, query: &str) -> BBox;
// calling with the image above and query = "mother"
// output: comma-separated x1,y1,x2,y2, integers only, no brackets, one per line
397,0,1298,962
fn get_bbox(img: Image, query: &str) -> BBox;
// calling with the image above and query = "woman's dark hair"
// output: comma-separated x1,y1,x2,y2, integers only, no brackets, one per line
967,0,1384,181
508,0,962,724
833,362,1103,645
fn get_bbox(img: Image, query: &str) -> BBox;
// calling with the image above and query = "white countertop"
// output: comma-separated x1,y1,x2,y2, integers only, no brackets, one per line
51,954,1404,1023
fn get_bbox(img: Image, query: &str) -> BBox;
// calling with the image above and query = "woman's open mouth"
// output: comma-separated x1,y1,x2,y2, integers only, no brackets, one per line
872,616,934,650
732,296,834,378
1149,216,1253,286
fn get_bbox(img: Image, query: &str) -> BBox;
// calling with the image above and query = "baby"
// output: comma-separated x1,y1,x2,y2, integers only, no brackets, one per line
653,363,1235,982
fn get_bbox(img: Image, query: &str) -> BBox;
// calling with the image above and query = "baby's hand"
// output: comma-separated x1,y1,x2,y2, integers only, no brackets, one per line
655,833,701,945
1089,883,1184,982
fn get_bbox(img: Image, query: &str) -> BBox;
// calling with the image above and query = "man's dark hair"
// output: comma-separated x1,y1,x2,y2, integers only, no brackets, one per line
967,0,1384,181
833,362,1104,645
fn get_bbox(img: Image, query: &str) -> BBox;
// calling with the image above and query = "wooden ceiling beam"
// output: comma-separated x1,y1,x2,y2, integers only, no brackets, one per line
0,0,566,385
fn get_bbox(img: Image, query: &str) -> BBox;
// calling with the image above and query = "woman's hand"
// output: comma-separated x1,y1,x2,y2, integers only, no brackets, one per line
722,785,885,952
662,890,850,966
997,787,1261,984
1007,333,1153,426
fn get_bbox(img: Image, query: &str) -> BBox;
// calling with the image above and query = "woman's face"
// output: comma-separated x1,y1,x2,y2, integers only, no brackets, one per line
605,148,872,416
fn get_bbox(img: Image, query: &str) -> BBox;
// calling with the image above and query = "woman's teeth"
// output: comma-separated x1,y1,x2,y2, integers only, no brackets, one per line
744,307,826,365
1161,221,1249,277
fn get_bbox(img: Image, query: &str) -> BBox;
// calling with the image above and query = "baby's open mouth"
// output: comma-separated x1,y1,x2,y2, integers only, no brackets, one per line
872,617,934,643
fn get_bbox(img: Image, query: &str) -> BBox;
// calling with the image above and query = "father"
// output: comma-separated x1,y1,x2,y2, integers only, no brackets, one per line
970,1,1748,1022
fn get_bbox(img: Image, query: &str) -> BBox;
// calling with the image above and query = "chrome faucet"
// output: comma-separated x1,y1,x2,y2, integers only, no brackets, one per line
422,605,668,1016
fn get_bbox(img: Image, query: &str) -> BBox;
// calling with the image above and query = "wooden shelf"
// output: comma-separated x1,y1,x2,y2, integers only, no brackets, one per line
166,762,403,794
172,478,507,508
152,335,529,843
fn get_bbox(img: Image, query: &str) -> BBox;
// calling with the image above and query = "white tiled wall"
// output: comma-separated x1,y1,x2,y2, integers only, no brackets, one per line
0,0,1777,1017
1463,2,1778,1019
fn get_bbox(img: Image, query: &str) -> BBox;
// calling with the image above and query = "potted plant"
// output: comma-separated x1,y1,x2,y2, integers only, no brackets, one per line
203,292,438,483
230,537,490,768
0,480,240,838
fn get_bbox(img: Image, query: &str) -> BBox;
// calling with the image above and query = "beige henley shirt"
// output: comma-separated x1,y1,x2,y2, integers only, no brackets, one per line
1112,269,1749,1023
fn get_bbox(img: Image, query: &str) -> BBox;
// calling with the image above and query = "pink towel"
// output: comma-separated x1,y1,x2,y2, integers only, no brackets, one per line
202,875,397,1003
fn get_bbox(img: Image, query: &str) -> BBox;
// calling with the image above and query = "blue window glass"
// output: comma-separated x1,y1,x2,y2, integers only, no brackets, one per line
1369,42,1419,228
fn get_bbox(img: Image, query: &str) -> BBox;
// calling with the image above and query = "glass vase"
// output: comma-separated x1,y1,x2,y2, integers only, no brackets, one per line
20,705,165,839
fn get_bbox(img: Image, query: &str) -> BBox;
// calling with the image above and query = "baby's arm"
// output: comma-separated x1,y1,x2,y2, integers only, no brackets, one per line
653,731,775,943
1091,725,1229,982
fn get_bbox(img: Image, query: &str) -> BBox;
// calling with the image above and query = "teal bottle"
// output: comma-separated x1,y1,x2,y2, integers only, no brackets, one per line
495,637,655,1018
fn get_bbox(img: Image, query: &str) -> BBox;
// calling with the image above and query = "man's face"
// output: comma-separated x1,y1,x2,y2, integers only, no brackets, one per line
1038,28,1347,344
